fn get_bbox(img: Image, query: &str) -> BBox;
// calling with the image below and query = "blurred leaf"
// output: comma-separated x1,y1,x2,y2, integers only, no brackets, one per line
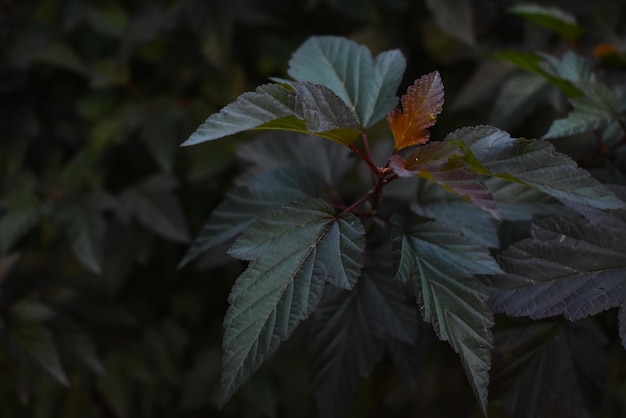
84,3,128,37
489,73,548,129
543,82,621,138
287,36,406,128
393,221,501,414
120,175,190,243
53,320,104,375
33,42,88,75
4,302,68,386
510,4,582,42
53,202,106,275
182,82,361,146
447,125,625,209
220,199,365,405
425,0,475,45
491,318,606,418
496,51,583,97
0,192,42,253
540,50,595,83
387,71,445,150
487,215,626,321
236,132,356,184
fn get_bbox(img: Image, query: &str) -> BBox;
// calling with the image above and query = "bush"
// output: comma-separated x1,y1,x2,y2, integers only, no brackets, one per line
1,1,626,417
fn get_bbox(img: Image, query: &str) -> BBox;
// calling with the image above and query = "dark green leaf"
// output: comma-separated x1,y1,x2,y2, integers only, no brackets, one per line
120,175,190,243
487,215,626,320
489,73,548,129
4,302,69,386
491,318,606,418
309,260,418,418
219,199,365,405
52,201,107,275
447,125,625,209
308,278,384,418
0,193,42,253
287,36,406,128
180,167,325,267
393,221,501,414
182,82,361,147
425,0,475,45
236,132,356,184
509,4,582,41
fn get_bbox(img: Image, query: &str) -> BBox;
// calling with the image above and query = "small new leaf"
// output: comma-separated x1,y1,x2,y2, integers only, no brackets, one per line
219,199,365,405
387,71,445,150
390,142,498,218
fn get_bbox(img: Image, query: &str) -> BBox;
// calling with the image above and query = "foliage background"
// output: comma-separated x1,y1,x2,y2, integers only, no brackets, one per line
1,0,626,417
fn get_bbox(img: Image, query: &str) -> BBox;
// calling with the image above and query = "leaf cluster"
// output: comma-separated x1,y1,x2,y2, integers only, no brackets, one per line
182,29,626,417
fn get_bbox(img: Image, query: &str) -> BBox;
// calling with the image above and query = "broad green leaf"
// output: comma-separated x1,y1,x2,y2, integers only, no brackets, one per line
543,82,621,138
287,36,406,128
447,125,625,209
309,262,418,418
491,318,606,418
509,4,582,41
182,82,360,146
387,71,445,150
4,302,68,386
495,51,582,97
390,142,498,218
393,221,501,414
487,215,626,321
0,193,42,253
219,199,365,405
425,0,475,45
180,167,325,267
120,175,190,243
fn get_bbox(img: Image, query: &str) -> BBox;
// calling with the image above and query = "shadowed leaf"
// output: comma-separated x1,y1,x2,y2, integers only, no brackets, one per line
486,215,626,320
219,199,365,405
393,221,501,414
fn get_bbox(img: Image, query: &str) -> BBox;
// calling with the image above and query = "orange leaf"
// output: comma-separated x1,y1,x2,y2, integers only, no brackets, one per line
386,71,444,150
